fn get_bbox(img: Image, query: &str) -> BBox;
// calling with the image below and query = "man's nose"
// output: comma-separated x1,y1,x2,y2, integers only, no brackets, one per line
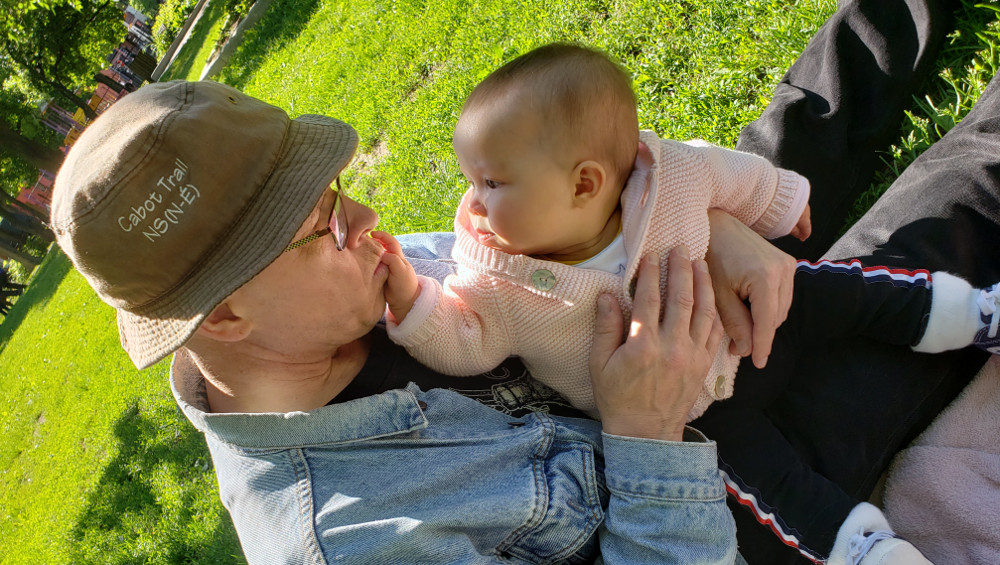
344,197,378,246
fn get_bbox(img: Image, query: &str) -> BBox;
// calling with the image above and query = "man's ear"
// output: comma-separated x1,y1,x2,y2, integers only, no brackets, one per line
572,160,607,205
196,302,252,342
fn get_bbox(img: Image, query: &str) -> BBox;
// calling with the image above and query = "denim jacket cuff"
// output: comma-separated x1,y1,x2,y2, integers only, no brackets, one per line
601,429,725,501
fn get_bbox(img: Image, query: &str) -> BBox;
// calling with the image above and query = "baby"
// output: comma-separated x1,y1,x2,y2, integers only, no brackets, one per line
379,43,999,421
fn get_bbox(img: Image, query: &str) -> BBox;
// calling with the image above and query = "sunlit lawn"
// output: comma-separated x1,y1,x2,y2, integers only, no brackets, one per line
159,0,230,81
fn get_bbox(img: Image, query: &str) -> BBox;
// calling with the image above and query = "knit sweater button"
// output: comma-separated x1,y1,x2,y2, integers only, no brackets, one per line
713,375,727,398
531,269,556,291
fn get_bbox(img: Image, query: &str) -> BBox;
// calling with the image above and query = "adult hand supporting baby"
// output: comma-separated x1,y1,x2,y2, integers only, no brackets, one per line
706,209,796,369
589,247,724,442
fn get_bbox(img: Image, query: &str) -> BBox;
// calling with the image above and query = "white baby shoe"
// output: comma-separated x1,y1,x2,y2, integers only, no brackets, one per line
828,503,934,565
847,529,933,565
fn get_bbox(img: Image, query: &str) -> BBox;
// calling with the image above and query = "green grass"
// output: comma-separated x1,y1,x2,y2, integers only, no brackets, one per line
0,251,243,564
844,2,1000,228
220,0,836,234
3,1,1000,563
159,0,231,82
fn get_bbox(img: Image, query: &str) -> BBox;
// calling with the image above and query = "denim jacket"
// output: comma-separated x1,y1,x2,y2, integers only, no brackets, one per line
169,233,740,564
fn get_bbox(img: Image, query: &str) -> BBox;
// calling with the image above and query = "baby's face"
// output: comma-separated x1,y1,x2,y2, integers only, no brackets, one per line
453,106,594,257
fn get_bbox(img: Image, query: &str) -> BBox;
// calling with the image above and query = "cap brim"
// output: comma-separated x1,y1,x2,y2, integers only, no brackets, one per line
117,114,359,369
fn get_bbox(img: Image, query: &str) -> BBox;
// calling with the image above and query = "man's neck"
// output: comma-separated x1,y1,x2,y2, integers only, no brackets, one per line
193,335,372,413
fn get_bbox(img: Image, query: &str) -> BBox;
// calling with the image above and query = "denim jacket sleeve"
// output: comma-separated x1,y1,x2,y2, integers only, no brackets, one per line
596,429,739,565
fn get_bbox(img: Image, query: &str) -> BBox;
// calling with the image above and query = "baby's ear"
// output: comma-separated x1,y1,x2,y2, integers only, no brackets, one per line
572,160,607,202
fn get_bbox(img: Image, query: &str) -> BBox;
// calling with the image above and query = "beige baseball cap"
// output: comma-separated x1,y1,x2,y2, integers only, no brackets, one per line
51,80,359,369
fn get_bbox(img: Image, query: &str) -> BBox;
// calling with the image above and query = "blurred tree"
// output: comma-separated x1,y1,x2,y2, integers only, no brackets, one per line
0,0,125,120
129,0,160,20
0,62,63,179
0,120,62,174
0,65,59,272
0,200,52,240
0,263,27,314
0,227,41,269
0,61,61,245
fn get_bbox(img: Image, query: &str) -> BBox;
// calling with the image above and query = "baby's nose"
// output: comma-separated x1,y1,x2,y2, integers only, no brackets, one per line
468,191,487,216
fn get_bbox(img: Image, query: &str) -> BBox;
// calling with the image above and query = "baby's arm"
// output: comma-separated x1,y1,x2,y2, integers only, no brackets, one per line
685,140,810,240
385,264,516,377
372,231,420,323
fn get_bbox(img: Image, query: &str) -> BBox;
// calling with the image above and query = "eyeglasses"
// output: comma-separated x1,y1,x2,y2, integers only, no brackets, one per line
283,177,349,252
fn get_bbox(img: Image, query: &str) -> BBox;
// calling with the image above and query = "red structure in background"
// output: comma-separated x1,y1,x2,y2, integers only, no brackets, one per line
16,171,54,215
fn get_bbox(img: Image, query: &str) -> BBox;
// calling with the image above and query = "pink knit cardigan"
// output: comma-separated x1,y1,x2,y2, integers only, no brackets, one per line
388,131,809,419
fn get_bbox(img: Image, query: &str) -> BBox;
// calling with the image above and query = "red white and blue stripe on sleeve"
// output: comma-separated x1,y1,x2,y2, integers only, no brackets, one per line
796,259,931,288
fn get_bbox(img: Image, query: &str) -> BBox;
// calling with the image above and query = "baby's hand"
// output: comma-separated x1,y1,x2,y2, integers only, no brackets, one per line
371,231,420,323
789,203,811,241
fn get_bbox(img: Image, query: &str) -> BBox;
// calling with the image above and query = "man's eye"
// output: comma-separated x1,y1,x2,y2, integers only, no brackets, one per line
485,179,500,189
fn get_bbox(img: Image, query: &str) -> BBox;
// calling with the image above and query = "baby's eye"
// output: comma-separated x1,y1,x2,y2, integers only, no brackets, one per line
485,179,501,189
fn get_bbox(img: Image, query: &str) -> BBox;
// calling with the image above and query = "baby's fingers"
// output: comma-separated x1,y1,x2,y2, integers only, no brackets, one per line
372,230,403,256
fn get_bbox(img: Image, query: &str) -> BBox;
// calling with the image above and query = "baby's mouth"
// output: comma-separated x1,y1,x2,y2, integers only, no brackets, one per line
469,216,493,237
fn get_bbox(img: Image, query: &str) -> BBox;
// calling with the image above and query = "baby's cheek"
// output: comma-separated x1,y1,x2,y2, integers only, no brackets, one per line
491,213,520,240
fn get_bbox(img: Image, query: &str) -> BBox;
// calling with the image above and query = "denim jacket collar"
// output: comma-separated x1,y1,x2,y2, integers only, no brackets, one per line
170,349,429,449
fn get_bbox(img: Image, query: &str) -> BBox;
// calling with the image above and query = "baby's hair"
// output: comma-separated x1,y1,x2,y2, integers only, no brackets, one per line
463,43,639,186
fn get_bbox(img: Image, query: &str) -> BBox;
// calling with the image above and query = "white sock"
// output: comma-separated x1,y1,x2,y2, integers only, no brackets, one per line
912,271,980,353
828,502,892,565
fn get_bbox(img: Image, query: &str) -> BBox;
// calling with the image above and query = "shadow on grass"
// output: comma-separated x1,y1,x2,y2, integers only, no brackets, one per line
161,0,230,81
219,0,322,89
69,401,246,564
0,250,72,354
842,2,1000,231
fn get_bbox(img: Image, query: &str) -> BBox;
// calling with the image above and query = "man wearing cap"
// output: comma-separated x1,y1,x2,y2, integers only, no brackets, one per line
51,79,741,564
